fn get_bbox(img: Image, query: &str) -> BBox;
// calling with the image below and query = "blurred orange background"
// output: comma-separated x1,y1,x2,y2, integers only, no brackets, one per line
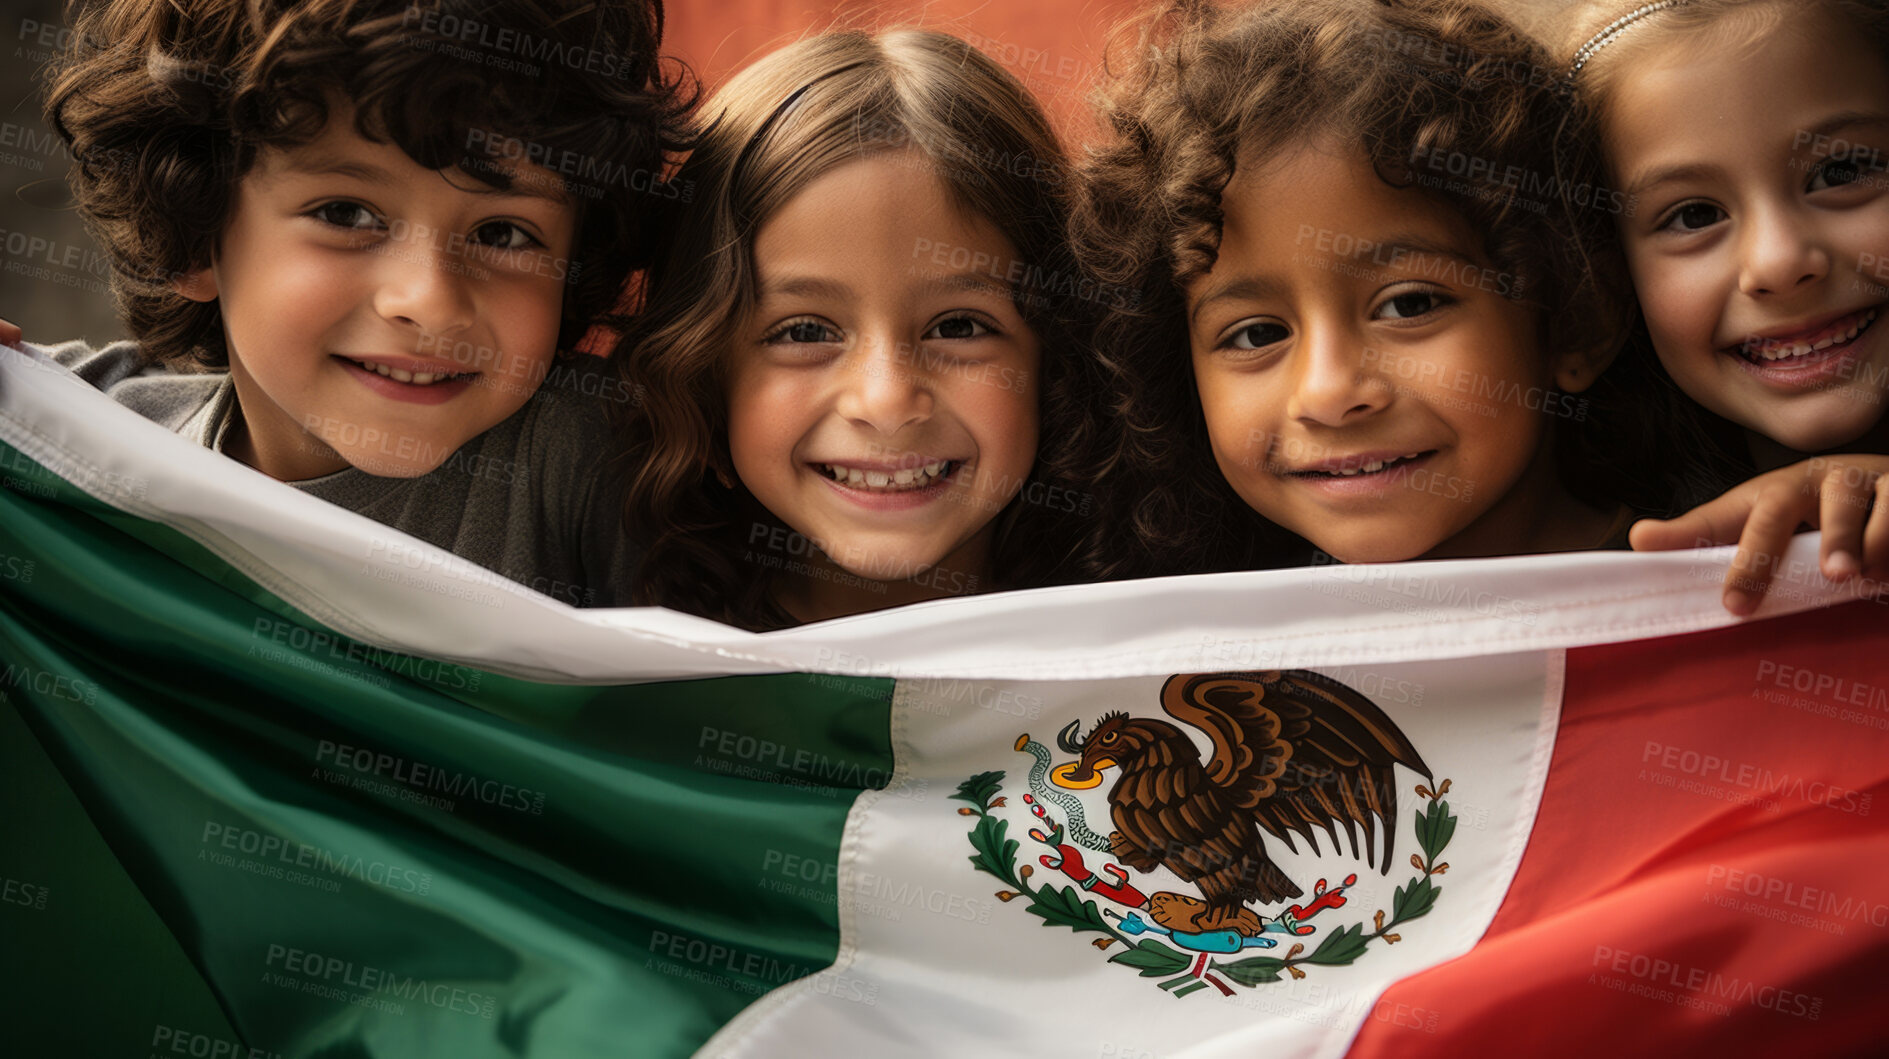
663,0,1570,142
666,0,1143,140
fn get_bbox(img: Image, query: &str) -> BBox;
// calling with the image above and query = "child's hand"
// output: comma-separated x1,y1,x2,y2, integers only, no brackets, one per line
0,318,20,349
1630,456,1889,615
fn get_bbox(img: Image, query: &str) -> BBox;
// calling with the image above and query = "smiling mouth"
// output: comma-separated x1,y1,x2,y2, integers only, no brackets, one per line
814,460,958,492
337,356,476,386
1286,451,1433,479
1734,308,1879,364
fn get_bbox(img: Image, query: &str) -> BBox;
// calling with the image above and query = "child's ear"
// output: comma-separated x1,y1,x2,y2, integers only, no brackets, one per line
172,268,218,303
1552,334,1623,395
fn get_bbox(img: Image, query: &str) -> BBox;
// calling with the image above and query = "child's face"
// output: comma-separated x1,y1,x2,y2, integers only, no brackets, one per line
1605,12,1889,452
727,152,1040,590
179,113,577,480
1187,141,1579,564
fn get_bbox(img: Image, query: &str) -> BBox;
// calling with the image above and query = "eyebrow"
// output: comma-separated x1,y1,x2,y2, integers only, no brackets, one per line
1190,276,1286,327
288,156,393,183
1189,234,1482,326
758,276,855,302
1622,114,1889,198
283,154,571,205
758,272,1015,304
914,271,1014,301
1373,235,1484,271
1799,111,1889,147
1622,161,1725,200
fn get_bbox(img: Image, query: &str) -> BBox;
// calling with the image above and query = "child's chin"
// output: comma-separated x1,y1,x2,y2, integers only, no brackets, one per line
831,547,967,590
838,557,926,584
1311,538,1425,567
332,448,450,479
1740,399,1885,455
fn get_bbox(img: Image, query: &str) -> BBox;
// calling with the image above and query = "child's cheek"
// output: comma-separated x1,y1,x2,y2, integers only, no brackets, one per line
960,384,1037,507
1195,366,1268,478
1616,240,1701,368
725,366,817,486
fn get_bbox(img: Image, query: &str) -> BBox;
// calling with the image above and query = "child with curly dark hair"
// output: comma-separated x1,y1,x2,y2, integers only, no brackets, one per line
1071,0,1715,580
17,0,691,605
616,29,1099,630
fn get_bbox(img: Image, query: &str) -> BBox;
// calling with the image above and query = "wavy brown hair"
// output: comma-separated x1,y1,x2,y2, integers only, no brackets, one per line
1555,0,1889,486
46,0,693,370
1557,0,1889,105
615,28,1098,630
1071,0,1657,580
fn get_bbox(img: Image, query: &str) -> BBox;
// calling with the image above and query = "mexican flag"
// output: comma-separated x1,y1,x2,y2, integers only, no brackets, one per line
2,345,1884,1057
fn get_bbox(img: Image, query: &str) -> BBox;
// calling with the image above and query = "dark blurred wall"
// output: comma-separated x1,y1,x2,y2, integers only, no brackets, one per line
0,0,123,346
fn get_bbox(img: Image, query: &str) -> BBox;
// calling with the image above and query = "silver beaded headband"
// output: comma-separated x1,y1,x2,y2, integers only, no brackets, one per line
1569,0,1690,76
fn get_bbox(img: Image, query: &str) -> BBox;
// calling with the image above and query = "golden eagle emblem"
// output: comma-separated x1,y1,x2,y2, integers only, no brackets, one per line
1051,670,1431,934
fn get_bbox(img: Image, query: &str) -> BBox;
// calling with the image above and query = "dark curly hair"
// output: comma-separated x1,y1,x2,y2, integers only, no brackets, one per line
1070,0,1680,580
46,0,694,370
614,28,1100,630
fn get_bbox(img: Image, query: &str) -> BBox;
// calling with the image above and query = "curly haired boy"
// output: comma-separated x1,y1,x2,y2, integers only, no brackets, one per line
17,0,690,605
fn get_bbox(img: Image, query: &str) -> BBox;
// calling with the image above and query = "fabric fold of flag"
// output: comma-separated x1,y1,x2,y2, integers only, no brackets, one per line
3,347,1885,1057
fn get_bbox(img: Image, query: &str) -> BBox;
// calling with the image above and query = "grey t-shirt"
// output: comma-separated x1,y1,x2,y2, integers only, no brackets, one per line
36,339,638,607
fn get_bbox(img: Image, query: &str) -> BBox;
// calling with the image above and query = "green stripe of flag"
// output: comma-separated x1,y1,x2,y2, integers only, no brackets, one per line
0,440,895,1056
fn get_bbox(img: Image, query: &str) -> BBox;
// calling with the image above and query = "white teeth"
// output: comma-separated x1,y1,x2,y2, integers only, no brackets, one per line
351,358,460,385
819,460,953,491
1318,453,1422,477
1748,309,1877,361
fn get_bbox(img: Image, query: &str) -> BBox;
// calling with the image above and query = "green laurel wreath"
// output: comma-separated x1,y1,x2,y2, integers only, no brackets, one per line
953,770,1457,998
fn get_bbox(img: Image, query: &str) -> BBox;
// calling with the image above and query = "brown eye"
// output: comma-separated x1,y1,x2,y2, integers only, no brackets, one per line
762,318,842,346
311,201,380,230
1377,290,1449,321
1661,202,1726,233
470,220,538,250
1226,321,1289,351
781,321,837,344
1101,731,1118,745
924,315,991,341
1808,153,1878,193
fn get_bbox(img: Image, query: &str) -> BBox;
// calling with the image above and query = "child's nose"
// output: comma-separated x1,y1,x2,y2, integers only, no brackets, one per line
1737,205,1830,298
1286,326,1389,426
835,335,933,434
371,234,477,337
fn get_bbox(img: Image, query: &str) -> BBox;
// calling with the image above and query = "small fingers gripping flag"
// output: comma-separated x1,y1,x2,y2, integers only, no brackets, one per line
2,345,1885,1057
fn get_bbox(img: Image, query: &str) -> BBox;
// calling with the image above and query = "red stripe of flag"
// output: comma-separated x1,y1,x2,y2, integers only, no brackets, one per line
1347,600,1889,1055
